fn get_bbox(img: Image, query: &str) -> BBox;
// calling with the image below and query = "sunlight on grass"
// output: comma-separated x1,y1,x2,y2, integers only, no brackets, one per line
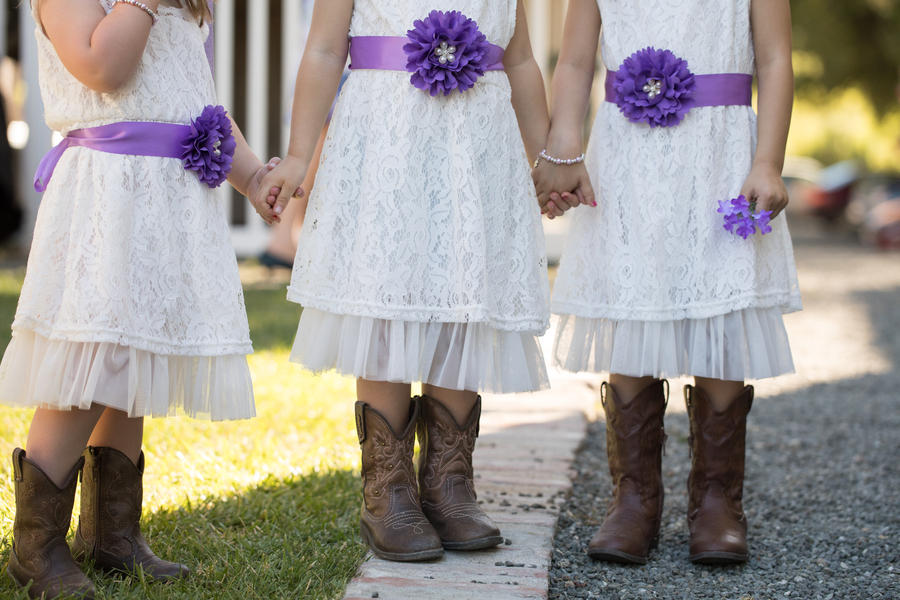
0,269,368,599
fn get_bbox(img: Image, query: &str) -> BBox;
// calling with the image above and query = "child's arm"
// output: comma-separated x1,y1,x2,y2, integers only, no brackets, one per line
226,118,288,225
254,0,353,216
39,0,161,92
742,0,794,219
503,0,549,168
531,0,600,217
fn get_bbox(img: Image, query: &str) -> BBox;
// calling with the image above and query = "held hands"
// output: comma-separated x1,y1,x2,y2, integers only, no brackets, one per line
532,155,596,220
252,155,310,225
247,156,307,225
739,162,789,220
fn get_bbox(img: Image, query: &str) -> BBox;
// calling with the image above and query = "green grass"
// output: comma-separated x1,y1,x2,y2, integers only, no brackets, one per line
0,268,369,599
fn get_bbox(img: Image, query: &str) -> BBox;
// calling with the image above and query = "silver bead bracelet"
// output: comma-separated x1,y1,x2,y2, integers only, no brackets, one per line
113,0,159,26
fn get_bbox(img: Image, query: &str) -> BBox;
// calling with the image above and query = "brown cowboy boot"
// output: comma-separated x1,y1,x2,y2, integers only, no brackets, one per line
72,446,190,580
356,399,444,562
416,395,503,550
685,384,753,564
6,449,96,599
587,380,668,565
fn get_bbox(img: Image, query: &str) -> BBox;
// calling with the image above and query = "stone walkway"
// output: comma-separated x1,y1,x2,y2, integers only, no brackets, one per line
342,333,598,600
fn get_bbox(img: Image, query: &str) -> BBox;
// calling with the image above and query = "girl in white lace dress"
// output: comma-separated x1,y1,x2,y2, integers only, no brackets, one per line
533,0,800,565
0,1,279,596
257,0,550,561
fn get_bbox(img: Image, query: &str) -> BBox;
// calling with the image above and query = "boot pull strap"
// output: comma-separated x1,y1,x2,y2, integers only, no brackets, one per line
684,385,694,458
355,402,367,445
600,382,608,408
12,448,24,482
662,379,670,411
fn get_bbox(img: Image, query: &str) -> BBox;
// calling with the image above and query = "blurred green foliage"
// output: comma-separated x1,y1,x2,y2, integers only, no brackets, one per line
792,0,900,114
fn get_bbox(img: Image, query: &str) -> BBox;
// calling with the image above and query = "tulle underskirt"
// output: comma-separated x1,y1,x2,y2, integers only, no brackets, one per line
553,307,794,381
0,329,255,420
289,308,549,394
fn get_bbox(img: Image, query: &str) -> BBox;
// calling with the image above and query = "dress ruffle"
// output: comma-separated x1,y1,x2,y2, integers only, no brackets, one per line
552,307,794,381
0,330,255,420
289,308,549,394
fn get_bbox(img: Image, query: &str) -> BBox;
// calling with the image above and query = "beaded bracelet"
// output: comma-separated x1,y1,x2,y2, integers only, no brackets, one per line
532,149,586,169
113,0,159,26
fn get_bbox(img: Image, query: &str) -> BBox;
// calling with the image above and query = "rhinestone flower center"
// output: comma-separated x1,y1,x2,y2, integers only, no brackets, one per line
434,41,457,65
643,78,662,99
212,139,222,157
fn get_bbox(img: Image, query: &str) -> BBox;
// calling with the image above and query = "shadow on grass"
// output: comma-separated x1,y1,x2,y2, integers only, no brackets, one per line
0,469,368,600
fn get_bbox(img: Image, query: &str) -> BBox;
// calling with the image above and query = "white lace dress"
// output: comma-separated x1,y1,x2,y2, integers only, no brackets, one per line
0,2,255,420
287,0,551,393
552,0,802,382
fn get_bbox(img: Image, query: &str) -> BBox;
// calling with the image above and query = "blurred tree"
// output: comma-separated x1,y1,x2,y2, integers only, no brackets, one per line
791,0,900,114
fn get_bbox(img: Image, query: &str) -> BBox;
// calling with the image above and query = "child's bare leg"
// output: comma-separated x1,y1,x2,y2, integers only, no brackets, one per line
421,384,478,423
608,373,658,404
87,408,144,465
693,376,746,411
357,379,412,432
26,405,107,487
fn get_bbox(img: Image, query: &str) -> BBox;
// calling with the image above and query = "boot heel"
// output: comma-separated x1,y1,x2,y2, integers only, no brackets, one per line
650,534,659,550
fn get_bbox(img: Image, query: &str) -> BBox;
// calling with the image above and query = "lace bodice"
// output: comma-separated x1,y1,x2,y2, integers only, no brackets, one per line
34,0,213,134
598,0,754,75
552,0,801,322
349,0,516,47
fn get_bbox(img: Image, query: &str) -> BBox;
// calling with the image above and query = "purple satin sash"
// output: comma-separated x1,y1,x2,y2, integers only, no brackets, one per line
349,36,505,72
604,71,753,108
34,121,191,192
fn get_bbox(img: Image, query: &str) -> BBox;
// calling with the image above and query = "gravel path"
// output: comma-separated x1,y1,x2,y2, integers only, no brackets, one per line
548,219,900,600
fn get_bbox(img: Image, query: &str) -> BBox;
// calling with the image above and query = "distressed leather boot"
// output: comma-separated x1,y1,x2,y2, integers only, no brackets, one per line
6,448,96,599
416,395,503,550
587,380,668,565
685,384,753,564
72,446,190,580
356,400,444,561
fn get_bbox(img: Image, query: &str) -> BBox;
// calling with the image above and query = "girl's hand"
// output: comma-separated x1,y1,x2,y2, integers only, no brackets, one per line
532,160,596,220
245,158,305,225
739,162,789,219
254,155,310,222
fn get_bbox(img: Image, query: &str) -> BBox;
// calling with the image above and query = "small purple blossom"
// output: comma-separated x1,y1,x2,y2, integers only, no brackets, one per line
613,47,696,128
719,195,773,239
181,105,236,188
404,10,491,97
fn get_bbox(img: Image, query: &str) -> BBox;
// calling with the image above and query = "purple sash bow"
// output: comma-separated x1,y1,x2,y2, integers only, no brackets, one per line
34,121,191,192
349,36,505,72
605,71,752,109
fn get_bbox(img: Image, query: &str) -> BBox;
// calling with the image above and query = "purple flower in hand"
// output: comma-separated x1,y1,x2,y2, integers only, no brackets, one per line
754,210,773,235
613,47,697,128
719,195,773,239
181,105,236,188
404,10,491,97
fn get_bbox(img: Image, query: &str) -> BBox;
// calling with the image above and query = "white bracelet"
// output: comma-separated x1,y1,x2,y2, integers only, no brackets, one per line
113,0,159,26
533,149,586,169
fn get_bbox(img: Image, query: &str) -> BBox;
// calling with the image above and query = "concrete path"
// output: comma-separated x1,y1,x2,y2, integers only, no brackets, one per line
342,330,598,600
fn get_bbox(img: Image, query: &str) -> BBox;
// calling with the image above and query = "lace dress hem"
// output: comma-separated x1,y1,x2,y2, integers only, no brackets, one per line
13,316,253,357
552,290,802,322
288,290,550,334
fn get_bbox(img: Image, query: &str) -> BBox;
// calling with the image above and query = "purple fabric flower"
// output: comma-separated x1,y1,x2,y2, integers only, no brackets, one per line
613,47,696,128
181,105,236,188
719,195,773,239
404,10,491,97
